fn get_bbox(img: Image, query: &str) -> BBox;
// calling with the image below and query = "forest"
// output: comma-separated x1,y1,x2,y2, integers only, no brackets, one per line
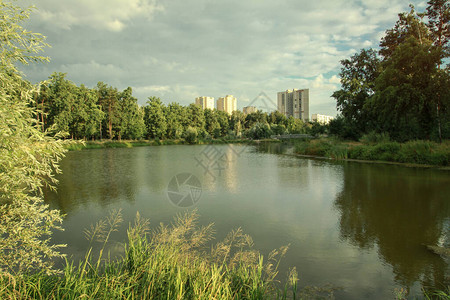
34,73,317,142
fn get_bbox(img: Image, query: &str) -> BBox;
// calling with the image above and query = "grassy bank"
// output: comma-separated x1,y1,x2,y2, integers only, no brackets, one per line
0,210,338,299
65,138,281,151
294,138,450,166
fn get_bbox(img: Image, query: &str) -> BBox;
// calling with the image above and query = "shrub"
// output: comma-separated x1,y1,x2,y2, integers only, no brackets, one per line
184,126,199,144
0,1,67,276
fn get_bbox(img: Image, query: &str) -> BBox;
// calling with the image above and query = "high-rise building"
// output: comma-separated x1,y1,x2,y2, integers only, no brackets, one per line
195,96,215,110
311,114,334,124
277,89,309,121
217,95,237,114
243,106,257,114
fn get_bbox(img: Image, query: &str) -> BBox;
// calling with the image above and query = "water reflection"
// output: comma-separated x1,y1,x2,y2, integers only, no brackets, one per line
46,148,141,214
334,162,450,292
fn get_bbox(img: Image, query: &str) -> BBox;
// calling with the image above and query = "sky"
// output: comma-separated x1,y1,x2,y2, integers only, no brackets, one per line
17,0,426,117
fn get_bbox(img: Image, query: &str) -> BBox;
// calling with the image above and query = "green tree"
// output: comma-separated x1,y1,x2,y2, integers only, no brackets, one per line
215,110,230,137
187,103,206,136
77,85,104,140
116,87,145,140
230,110,245,137
332,49,380,138
426,0,450,141
144,97,167,139
0,0,66,275
369,36,443,140
379,5,430,60
165,102,186,139
42,72,78,137
97,82,119,139
287,116,308,134
204,108,220,138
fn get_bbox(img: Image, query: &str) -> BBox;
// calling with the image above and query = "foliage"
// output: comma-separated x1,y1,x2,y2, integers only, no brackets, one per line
0,0,67,275
245,122,272,140
144,96,167,139
332,3,450,142
184,126,199,144
360,131,391,144
0,210,313,299
294,138,450,166
332,49,380,136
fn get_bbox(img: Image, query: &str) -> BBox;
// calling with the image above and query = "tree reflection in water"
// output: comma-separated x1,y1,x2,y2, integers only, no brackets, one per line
334,162,450,294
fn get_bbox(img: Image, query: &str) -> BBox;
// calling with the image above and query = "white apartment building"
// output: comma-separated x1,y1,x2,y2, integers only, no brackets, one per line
311,114,334,124
195,96,215,110
217,95,237,114
277,89,309,121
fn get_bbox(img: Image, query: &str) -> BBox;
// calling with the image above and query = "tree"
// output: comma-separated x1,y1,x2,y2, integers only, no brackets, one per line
43,72,79,137
426,0,450,141
0,1,66,275
116,87,145,140
369,6,446,141
97,82,119,139
426,0,450,55
379,5,430,60
215,110,230,137
204,108,220,138
230,110,245,137
144,97,167,139
332,49,380,138
77,85,104,140
187,103,206,136
165,102,186,139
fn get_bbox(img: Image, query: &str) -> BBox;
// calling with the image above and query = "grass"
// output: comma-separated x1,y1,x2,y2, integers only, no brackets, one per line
294,138,450,166
1,210,339,299
64,138,256,151
1,212,448,299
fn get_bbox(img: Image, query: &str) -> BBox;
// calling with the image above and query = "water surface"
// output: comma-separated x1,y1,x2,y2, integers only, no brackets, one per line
45,144,450,299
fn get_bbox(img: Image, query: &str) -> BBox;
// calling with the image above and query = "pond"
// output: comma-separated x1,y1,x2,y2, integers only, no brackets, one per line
45,143,450,299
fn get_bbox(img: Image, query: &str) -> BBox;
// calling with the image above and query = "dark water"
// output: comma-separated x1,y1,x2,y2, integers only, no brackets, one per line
45,143,450,299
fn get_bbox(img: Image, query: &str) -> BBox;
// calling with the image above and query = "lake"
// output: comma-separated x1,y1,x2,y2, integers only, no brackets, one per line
45,143,450,299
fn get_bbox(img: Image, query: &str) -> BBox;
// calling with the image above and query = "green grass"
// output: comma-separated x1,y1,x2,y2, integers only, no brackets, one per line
294,138,450,166
2,210,338,299
65,138,256,151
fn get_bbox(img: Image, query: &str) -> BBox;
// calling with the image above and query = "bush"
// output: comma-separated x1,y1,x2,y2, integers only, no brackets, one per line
360,131,390,144
184,126,199,144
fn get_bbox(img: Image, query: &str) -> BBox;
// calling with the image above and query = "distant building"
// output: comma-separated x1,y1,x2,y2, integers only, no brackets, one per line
277,89,309,121
311,114,334,124
243,106,257,114
195,96,214,110
217,95,237,114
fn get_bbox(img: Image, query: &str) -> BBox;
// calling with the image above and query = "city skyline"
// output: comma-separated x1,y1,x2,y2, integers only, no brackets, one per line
16,0,426,117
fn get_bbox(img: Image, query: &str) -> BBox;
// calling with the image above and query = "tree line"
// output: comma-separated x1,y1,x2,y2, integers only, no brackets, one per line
34,72,324,141
331,0,450,142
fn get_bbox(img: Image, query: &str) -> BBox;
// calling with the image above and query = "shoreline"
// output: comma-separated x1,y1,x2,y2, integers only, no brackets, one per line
65,138,281,151
292,153,450,171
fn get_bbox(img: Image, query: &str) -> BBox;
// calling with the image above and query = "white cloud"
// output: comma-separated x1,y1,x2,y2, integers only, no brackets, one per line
17,0,425,118
34,0,164,31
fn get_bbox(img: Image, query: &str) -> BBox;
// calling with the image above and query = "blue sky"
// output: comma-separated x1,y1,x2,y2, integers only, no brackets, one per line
17,0,426,117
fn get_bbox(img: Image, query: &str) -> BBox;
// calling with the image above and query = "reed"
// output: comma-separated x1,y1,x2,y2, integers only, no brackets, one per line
0,210,310,299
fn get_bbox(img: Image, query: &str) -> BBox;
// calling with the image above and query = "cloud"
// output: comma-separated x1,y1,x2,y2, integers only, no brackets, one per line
33,0,164,31
17,0,425,118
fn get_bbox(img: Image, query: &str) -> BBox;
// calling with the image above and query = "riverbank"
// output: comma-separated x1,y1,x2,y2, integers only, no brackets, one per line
65,138,281,151
293,138,450,167
0,211,309,299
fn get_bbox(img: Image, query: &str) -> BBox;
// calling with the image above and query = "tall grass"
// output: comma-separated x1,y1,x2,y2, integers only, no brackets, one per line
294,138,450,166
2,210,332,299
